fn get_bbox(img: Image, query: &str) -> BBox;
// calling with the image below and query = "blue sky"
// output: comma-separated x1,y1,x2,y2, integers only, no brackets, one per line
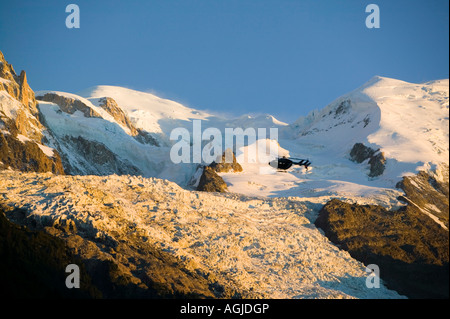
0,0,448,122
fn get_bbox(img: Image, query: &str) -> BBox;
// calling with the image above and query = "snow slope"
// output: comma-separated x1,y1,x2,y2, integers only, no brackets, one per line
37,99,164,176
78,85,288,140
77,85,213,137
36,87,289,184
286,76,449,166
220,76,449,207
38,77,448,209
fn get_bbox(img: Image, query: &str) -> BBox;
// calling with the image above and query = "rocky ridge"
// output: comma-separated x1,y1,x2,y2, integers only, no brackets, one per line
0,51,64,174
196,149,243,193
315,195,449,298
349,142,386,177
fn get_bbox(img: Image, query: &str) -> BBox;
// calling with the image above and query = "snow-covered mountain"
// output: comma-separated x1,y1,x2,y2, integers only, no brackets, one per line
77,85,287,137
77,85,213,137
3,49,448,222
1,49,448,299
220,76,449,203
36,90,164,177
33,84,288,184
286,76,448,165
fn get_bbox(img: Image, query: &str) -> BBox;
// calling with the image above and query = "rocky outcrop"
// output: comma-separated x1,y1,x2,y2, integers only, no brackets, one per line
98,97,158,146
0,202,216,298
349,143,375,163
367,151,386,177
0,122,64,174
396,166,449,230
0,129,64,174
37,93,102,118
196,149,242,192
315,198,449,298
349,142,386,177
1,51,42,141
59,135,141,176
196,166,228,193
0,50,65,174
334,99,351,118
0,51,37,113
98,97,138,135
134,129,159,146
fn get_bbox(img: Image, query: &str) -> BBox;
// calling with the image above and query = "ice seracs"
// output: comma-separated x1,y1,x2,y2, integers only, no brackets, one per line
0,169,406,299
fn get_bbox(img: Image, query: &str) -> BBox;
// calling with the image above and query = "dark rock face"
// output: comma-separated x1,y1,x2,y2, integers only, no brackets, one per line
349,143,386,177
196,149,243,192
334,99,351,118
0,203,219,299
98,97,159,146
0,50,65,174
350,143,375,163
0,130,65,174
60,135,141,176
367,151,386,177
134,129,159,146
197,166,228,193
37,93,102,118
0,51,37,114
396,167,449,229
0,204,99,298
315,198,449,299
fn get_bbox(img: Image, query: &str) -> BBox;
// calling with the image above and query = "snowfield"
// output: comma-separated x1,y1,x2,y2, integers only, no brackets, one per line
220,76,449,204
36,77,448,202
0,170,404,299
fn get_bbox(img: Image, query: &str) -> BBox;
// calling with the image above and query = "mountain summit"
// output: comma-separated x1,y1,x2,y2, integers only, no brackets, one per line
287,75,449,167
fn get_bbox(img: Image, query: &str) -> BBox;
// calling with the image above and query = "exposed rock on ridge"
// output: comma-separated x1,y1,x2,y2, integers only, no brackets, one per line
350,142,386,177
396,165,449,230
98,97,138,135
315,194,449,298
60,135,141,176
196,149,242,192
98,97,159,146
0,50,65,174
0,51,42,141
0,51,36,112
37,93,102,118
197,166,228,193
